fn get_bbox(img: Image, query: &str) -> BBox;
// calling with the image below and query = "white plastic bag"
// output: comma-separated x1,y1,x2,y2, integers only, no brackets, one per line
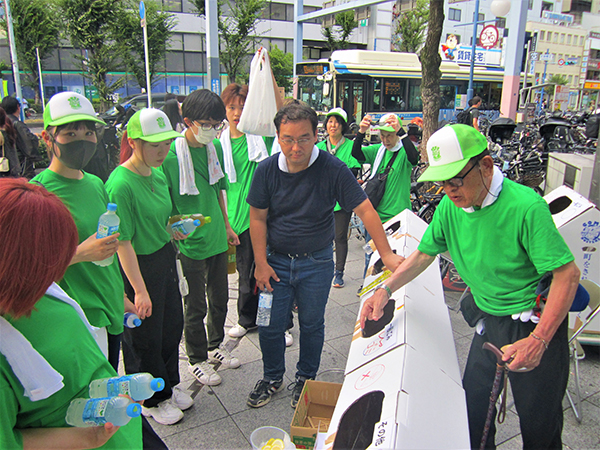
237,48,278,137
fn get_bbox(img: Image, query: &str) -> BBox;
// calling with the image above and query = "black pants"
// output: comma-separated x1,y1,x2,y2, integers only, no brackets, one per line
107,332,122,373
236,229,259,329
122,244,184,408
180,251,229,364
334,210,352,273
463,315,569,450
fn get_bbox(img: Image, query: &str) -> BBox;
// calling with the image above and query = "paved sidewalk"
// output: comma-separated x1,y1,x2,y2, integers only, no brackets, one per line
146,234,600,450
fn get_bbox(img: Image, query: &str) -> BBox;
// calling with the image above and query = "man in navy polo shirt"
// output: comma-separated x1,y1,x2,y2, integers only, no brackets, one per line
246,101,403,408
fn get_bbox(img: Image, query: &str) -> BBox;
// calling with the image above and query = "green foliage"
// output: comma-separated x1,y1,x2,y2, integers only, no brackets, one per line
1,0,60,103
322,11,358,52
0,60,9,80
394,0,429,53
190,0,267,84
548,74,568,86
61,0,126,111
116,0,176,91
269,45,293,93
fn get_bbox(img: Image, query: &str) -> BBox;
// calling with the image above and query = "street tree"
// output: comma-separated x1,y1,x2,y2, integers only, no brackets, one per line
61,0,126,111
322,11,358,52
1,0,60,104
269,45,293,94
548,74,568,86
418,0,444,158
394,0,429,53
117,0,176,91
190,0,267,84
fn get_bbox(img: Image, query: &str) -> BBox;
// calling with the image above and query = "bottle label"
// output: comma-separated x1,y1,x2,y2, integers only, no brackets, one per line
228,254,236,263
106,376,131,397
97,224,119,239
82,398,109,425
171,221,189,235
258,292,272,308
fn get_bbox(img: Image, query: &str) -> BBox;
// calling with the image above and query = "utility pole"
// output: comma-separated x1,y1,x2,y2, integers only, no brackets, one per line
206,0,220,94
3,0,24,121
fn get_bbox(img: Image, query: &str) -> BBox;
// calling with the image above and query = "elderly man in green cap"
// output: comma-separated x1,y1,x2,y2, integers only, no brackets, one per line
360,124,580,449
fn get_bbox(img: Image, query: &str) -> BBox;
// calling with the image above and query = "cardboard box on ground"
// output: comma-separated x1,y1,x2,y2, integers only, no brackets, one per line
290,210,469,450
544,186,600,343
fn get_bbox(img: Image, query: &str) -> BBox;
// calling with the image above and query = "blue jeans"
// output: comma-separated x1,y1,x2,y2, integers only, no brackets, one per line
259,245,334,381
363,229,372,280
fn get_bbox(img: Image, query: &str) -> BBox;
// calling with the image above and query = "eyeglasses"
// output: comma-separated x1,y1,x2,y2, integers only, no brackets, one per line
434,160,480,188
194,121,225,131
279,138,313,146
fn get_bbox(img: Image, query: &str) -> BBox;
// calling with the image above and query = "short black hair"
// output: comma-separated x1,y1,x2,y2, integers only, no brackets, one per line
326,114,349,135
469,96,482,107
274,101,318,134
181,89,226,122
1,97,20,115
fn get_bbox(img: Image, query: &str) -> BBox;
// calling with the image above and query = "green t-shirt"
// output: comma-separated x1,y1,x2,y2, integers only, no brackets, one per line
105,165,172,256
418,180,574,316
0,294,142,449
160,138,229,260
359,143,415,222
317,137,362,213
227,135,275,235
31,170,124,335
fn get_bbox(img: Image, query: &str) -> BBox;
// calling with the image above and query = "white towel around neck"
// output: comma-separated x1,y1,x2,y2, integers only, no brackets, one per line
220,127,269,183
368,140,403,180
175,135,224,195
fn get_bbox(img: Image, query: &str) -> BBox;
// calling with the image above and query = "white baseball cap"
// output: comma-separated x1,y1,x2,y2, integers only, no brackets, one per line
326,108,348,123
44,92,105,129
127,108,183,142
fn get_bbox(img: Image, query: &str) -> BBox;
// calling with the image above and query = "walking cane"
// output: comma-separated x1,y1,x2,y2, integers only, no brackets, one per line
479,342,509,450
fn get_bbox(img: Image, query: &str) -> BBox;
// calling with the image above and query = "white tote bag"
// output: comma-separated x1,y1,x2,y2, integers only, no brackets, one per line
237,48,278,137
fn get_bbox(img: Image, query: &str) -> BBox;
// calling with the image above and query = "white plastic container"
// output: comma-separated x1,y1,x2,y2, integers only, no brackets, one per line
250,426,296,450
170,218,201,236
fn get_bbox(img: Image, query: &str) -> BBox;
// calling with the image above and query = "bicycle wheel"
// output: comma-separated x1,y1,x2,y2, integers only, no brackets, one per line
418,204,436,224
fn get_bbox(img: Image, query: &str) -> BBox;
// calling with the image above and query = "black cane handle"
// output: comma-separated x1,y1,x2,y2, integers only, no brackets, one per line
483,342,505,365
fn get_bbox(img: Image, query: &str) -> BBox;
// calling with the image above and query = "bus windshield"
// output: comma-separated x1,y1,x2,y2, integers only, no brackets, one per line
298,77,332,112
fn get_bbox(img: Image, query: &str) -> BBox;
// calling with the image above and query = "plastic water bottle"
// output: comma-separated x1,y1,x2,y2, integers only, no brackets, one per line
227,244,237,274
169,218,201,236
89,373,164,401
256,290,273,327
168,213,211,227
124,312,142,328
65,396,141,427
94,203,120,267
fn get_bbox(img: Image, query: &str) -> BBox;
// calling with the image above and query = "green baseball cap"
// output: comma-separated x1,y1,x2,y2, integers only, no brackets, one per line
127,108,183,142
373,113,397,133
44,92,106,129
418,124,488,182
326,107,347,123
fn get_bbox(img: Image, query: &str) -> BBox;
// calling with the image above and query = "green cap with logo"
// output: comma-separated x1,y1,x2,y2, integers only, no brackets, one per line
373,113,398,133
127,108,183,142
418,124,488,182
44,92,106,129
326,107,348,123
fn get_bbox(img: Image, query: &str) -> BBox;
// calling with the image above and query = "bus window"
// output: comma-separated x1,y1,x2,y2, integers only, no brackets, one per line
373,79,381,111
408,80,422,111
353,82,365,121
338,81,350,115
440,85,457,109
298,76,330,111
382,79,406,111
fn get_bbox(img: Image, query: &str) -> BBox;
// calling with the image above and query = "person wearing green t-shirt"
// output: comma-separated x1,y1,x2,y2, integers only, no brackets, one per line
360,124,580,450
220,82,285,341
106,108,193,427
352,113,419,285
0,179,142,450
159,89,241,389
317,108,361,289
32,92,130,372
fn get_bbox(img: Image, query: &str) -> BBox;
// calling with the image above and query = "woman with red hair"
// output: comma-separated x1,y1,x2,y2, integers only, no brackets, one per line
0,178,142,449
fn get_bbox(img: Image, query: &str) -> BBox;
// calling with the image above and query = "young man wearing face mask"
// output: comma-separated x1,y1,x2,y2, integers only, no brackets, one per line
160,89,241,387
31,92,128,370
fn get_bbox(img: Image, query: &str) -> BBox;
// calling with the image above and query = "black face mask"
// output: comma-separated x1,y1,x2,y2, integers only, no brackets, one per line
53,140,97,170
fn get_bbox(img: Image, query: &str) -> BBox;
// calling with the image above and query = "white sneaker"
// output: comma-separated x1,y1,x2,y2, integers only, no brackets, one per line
189,360,222,385
208,344,241,369
285,330,293,347
228,324,248,338
171,385,194,411
142,399,183,425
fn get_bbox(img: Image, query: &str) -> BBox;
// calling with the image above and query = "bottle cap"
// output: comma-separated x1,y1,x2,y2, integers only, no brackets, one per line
150,377,165,392
107,203,117,212
205,216,212,223
133,317,142,327
193,220,201,226
126,402,142,418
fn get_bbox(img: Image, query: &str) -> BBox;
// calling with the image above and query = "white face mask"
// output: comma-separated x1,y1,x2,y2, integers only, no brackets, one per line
192,126,219,145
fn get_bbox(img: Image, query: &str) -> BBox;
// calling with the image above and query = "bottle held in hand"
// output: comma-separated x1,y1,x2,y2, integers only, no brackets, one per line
94,203,120,267
65,396,141,427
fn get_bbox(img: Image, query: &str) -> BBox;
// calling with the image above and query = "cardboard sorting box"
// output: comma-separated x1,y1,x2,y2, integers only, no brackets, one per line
320,346,469,450
544,186,600,337
291,381,342,450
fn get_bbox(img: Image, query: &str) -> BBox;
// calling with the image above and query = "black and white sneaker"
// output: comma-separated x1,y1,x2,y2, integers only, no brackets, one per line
247,379,283,408
288,377,310,409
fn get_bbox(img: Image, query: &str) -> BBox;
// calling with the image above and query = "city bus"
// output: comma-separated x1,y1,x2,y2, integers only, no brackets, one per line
296,50,505,137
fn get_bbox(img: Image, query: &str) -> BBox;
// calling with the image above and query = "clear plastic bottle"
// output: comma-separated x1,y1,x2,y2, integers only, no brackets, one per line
124,312,142,328
227,244,237,274
94,203,120,267
169,218,201,236
256,290,273,327
89,373,164,401
168,213,211,226
65,396,141,427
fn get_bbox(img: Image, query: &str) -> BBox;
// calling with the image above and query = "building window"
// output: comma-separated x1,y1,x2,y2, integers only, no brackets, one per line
580,36,584,46
560,33,565,43
547,32,552,41
528,0,534,10
568,75,573,83
567,34,572,45
553,33,558,43
163,0,182,12
448,8,461,21
558,54,563,60
478,13,485,23
271,3,286,21
541,2,553,13
496,17,506,28
540,31,545,41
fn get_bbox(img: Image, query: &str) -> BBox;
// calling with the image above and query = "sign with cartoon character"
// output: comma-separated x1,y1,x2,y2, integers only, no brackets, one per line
440,34,502,67
441,34,459,60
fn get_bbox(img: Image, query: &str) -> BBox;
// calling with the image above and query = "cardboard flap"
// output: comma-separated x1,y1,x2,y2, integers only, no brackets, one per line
544,186,595,228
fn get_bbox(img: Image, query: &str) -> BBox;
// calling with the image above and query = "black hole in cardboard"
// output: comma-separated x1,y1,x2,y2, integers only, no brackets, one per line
372,250,397,275
385,221,401,235
333,391,385,450
362,300,396,338
548,196,572,215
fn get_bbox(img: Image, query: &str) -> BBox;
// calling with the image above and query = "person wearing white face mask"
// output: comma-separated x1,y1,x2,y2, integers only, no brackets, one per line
160,89,241,388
